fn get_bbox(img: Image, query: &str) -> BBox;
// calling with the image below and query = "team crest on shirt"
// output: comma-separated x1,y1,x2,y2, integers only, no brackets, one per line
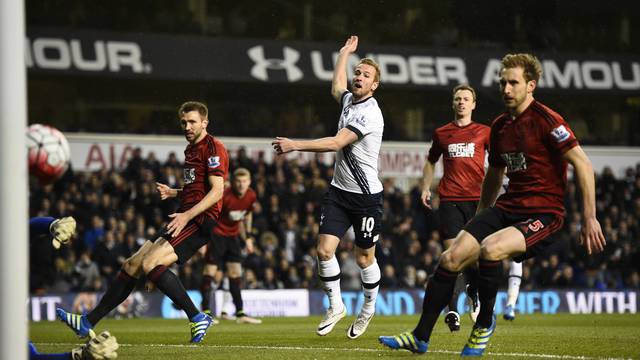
551,125,571,143
352,114,367,127
501,152,527,172
208,156,220,169
448,143,475,158
184,168,196,184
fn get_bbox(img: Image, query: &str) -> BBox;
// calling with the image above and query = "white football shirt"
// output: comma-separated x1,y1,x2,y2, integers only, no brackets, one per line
331,91,384,194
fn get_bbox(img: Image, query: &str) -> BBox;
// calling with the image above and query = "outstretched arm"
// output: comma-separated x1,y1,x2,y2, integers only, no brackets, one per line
272,127,358,154
331,35,358,103
156,182,182,200
476,165,505,212
29,216,76,249
563,146,606,254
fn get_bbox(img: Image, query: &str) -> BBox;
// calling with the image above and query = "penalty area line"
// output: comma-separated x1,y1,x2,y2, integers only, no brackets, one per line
33,342,631,360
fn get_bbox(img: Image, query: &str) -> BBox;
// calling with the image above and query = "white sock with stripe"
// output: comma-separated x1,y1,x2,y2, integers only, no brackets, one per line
318,256,344,311
360,261,381,316
506,261,522,307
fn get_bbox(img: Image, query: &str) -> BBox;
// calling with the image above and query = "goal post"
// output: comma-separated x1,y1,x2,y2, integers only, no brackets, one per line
0,0,28,358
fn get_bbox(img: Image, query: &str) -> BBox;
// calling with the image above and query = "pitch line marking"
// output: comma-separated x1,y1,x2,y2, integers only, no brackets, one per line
33,342,631,359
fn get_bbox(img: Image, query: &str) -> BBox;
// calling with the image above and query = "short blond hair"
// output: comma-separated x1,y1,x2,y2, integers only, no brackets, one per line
233,167,251,179
357,58,381,84
501,53,543,83
452,84,476,102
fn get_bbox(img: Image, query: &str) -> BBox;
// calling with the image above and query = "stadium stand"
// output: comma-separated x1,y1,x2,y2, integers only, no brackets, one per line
28,149,640,295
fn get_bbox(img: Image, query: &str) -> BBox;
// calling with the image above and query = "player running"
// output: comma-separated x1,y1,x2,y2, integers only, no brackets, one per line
420,84,489,331
272,35,384,339
380,53,605,355
199,167,262,324
57,101,228,343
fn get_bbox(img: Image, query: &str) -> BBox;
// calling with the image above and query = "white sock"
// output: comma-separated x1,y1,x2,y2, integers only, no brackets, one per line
222,290,233,314
360,261,380,316
318,257,343,310
506,261,523,307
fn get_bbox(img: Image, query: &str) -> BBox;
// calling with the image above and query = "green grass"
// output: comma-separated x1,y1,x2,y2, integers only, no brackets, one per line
31,314,640,359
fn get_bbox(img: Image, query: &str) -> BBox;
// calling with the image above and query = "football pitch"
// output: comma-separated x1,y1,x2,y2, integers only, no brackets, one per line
31,314,639,359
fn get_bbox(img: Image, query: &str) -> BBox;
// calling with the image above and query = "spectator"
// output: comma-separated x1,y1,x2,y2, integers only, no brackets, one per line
74,251,101,291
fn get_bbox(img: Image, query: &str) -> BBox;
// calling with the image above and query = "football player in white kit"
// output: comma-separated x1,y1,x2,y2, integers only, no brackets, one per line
272,35,384,339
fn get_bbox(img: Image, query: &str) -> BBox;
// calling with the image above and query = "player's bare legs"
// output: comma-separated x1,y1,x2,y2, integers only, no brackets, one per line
142,239,197,319
57,240,154,337
413,231,480,338
460,227,525,356
316,234,346,336
474,227,525,326
142,238,214,343
347,244,379,339
380,231,479,352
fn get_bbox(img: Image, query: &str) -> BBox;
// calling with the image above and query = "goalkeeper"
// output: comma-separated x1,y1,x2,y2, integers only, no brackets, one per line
28,216,119,359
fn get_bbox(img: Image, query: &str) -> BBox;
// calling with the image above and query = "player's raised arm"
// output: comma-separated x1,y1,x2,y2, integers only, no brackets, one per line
476,165,505,212
166,175,224,237
331,35,358,103
272,127,358,155
563,146,606,254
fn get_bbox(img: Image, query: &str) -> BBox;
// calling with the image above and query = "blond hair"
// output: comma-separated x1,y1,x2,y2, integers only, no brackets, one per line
501,53,543,83
233,167,251,179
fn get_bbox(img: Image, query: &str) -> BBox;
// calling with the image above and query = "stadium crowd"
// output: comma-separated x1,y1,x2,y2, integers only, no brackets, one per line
29,147,640,295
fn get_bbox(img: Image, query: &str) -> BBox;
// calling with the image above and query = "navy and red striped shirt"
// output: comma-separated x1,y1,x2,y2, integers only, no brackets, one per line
179,133,229,220
489,100,578,217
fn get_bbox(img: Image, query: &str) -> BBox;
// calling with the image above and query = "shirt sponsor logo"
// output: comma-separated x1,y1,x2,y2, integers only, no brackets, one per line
501,152,527,172
208,156,220,168
183,168,196,184
551,125,571,143
228,210,247,222
447,143,475,158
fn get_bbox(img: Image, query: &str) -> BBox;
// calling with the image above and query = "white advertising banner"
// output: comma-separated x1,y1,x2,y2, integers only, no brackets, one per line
213,289,310,317
66,133,639,182
66,133,437,179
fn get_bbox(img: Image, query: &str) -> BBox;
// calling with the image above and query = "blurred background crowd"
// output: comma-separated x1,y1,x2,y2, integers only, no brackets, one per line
28,147,640,295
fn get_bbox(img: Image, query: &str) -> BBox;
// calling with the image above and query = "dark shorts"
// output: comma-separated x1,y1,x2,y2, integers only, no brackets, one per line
438,200,478,240
160,216,217,264
319,185,383,249
464,207,564,262
205,233,243,266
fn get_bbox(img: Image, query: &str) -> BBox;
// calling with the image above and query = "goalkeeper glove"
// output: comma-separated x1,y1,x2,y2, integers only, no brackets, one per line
71,330,119,360
50,216,76,249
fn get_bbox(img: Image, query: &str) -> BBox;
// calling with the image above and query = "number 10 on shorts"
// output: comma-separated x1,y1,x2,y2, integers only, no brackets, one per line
361,217,377,241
